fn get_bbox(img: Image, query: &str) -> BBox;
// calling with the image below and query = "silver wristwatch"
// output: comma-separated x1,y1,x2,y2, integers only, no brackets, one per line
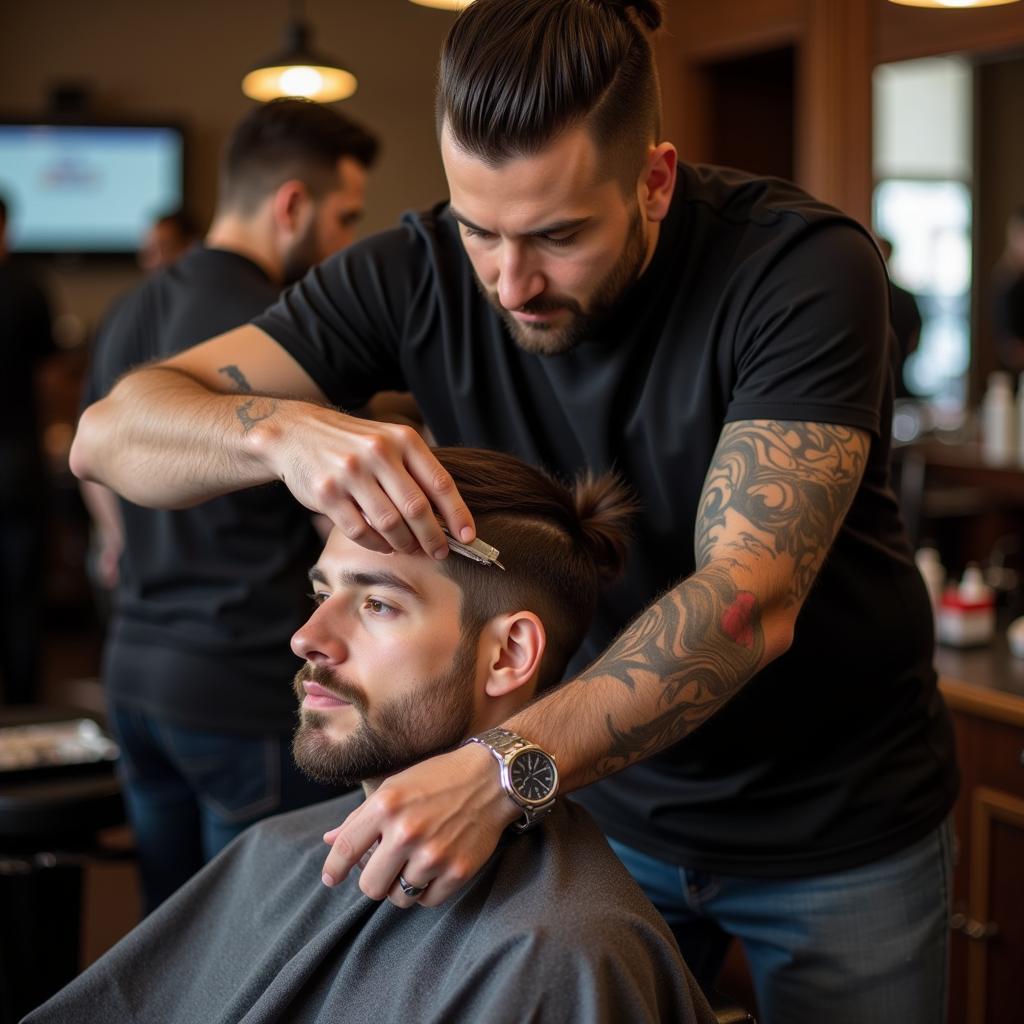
463,727,558,832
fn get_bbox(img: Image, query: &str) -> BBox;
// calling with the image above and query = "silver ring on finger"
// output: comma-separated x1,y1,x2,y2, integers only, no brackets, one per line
398,874,427,898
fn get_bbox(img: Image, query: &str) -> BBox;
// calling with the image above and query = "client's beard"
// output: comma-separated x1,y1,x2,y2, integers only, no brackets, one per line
291,645,477,787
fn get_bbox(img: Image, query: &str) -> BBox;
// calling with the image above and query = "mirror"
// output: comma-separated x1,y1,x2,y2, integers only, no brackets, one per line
872,50,1024,427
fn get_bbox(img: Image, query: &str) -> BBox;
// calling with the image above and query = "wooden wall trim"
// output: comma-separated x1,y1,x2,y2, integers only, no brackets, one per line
940,677,1024,729
662,0,803,61
798,0,874,225
967,787,1024,1024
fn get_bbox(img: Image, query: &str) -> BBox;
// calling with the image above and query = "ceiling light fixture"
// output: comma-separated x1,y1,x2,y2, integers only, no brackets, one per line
887,0,1020,8
408,0,476,10
242,2,356,104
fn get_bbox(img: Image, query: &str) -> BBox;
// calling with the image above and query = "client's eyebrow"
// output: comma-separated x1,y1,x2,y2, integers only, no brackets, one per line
307,566,423,601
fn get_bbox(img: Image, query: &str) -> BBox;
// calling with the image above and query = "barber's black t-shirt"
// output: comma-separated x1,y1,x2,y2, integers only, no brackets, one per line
253,165,959,875
86,248,320,734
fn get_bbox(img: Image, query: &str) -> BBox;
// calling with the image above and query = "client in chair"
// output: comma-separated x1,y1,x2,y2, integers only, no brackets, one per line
26,447,714,1024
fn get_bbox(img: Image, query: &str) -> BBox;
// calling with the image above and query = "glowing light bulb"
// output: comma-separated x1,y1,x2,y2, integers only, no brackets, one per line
278,66,324,97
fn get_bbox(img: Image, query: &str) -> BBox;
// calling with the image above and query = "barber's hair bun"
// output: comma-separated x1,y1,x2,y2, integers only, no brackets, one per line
572,471,638,583
594,0,663,32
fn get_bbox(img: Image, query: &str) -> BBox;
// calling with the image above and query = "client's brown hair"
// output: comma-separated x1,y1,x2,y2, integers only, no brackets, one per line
434,447,637,691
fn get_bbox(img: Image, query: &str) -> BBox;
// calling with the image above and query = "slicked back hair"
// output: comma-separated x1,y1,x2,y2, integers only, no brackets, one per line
219,98,379,216
433,447,636,691
437,0,663,190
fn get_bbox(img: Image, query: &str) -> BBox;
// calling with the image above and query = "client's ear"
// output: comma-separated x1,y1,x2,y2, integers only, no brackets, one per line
483,612,546,698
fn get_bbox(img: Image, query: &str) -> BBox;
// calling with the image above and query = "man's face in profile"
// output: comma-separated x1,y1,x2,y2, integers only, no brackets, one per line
441,124,650,355
290,528,477,786
282,156,369,285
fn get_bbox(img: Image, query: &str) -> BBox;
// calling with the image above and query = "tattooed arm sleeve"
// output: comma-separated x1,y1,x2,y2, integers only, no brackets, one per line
505,419,870,790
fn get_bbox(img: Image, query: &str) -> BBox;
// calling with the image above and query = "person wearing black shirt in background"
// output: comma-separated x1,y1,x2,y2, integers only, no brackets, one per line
0,194,55,705
71,3,958,1020
80,99,379,913
993,205,1024,374
878,236,923,399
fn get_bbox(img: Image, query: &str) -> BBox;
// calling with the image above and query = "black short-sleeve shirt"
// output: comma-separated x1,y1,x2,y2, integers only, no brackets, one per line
253,165,958,875
87,247,322,734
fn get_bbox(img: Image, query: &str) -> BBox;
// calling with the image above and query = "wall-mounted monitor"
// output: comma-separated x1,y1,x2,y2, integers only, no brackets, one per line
0,120,185,256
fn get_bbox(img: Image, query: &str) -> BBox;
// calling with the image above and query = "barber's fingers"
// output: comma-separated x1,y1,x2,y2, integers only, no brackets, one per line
399,432,476,548
345,428,473,558
314,422,474,558
320,801,382,889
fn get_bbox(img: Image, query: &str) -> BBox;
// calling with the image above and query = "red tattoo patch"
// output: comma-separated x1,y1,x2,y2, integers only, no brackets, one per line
720,592,757,648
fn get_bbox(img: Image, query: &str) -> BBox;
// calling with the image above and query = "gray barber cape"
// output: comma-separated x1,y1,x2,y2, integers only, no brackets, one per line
25,794,714,1024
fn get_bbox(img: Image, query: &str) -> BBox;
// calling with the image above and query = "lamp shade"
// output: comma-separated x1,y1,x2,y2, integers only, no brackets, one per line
409,0,476,9
887,0,1019,7
242,20,356,103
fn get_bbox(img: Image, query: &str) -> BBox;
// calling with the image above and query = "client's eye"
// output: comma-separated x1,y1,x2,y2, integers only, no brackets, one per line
308,591,330,607
364,597,396,617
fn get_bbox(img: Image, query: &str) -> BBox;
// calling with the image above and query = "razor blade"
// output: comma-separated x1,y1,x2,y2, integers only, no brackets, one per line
442,528,506,571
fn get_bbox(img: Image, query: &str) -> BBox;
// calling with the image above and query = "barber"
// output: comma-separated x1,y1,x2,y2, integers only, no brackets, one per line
70,3,957,1020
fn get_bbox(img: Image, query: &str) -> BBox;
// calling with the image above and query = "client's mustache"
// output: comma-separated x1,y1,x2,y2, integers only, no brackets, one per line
293,662,368,713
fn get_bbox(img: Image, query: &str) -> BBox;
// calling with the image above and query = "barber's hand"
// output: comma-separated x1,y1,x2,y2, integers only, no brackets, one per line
255,403,474,558
320,742,521,908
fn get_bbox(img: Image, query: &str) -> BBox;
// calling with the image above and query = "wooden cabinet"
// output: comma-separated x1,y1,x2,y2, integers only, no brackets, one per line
940,678,1024,1024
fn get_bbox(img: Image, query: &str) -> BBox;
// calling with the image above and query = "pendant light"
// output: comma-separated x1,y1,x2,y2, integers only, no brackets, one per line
408,1,476,9
887,0,1020,8
242,2,357,103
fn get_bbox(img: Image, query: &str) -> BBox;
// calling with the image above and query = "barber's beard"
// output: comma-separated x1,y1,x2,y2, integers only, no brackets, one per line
291,645,477,787
480,204,648,356
280,216,319,286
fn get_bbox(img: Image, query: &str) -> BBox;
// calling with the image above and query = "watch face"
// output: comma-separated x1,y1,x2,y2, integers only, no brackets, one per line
508,748,557,805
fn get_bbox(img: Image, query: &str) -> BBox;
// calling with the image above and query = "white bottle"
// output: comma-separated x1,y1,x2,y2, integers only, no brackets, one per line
982,371,1015,464
1017,373,1024,467
914,547,945,615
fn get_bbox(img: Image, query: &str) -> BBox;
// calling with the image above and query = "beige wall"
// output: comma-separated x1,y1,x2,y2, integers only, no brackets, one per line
0,0,458,331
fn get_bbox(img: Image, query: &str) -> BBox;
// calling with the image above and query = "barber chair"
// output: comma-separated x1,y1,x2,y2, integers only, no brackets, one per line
0,706,126,1024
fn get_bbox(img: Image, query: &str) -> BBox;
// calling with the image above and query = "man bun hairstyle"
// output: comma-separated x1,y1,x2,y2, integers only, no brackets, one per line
219,98,380,215
434,447,637,691
436,0,663,187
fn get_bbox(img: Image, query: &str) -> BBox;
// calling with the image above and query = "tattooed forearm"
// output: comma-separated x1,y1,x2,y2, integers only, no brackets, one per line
218,364,253,394
580,420,866,780
582,562,764,776
695,420,868,603
236,397,278,433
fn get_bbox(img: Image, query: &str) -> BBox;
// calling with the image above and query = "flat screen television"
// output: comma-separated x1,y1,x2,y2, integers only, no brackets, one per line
0,120,185,256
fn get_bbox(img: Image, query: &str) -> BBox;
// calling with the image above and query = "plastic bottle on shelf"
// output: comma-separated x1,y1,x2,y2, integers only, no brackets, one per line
1017,372,1024,467
936,563,996,647
914,546,945,616
981,370,1015,464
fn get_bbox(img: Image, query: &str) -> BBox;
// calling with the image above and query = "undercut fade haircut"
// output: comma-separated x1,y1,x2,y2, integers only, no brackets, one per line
219,98,380,216
434,447,637,691
437,0,663,189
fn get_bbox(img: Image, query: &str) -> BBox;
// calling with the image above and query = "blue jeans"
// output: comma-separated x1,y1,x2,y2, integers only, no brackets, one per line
110,702,345,914
609,818,953,1024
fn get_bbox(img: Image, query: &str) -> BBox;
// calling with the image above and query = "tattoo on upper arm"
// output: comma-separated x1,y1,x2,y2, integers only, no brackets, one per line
218,364,253,394
696,420,869,604
236,397,278,433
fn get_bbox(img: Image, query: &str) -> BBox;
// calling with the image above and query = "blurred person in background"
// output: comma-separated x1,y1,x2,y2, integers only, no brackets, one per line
0,194,55,705
138,209,199,273
993,205,1024,374
78,99,379,913
877,236,922,400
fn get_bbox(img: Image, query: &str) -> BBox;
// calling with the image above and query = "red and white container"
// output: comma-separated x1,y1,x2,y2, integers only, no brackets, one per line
936,565,996,648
